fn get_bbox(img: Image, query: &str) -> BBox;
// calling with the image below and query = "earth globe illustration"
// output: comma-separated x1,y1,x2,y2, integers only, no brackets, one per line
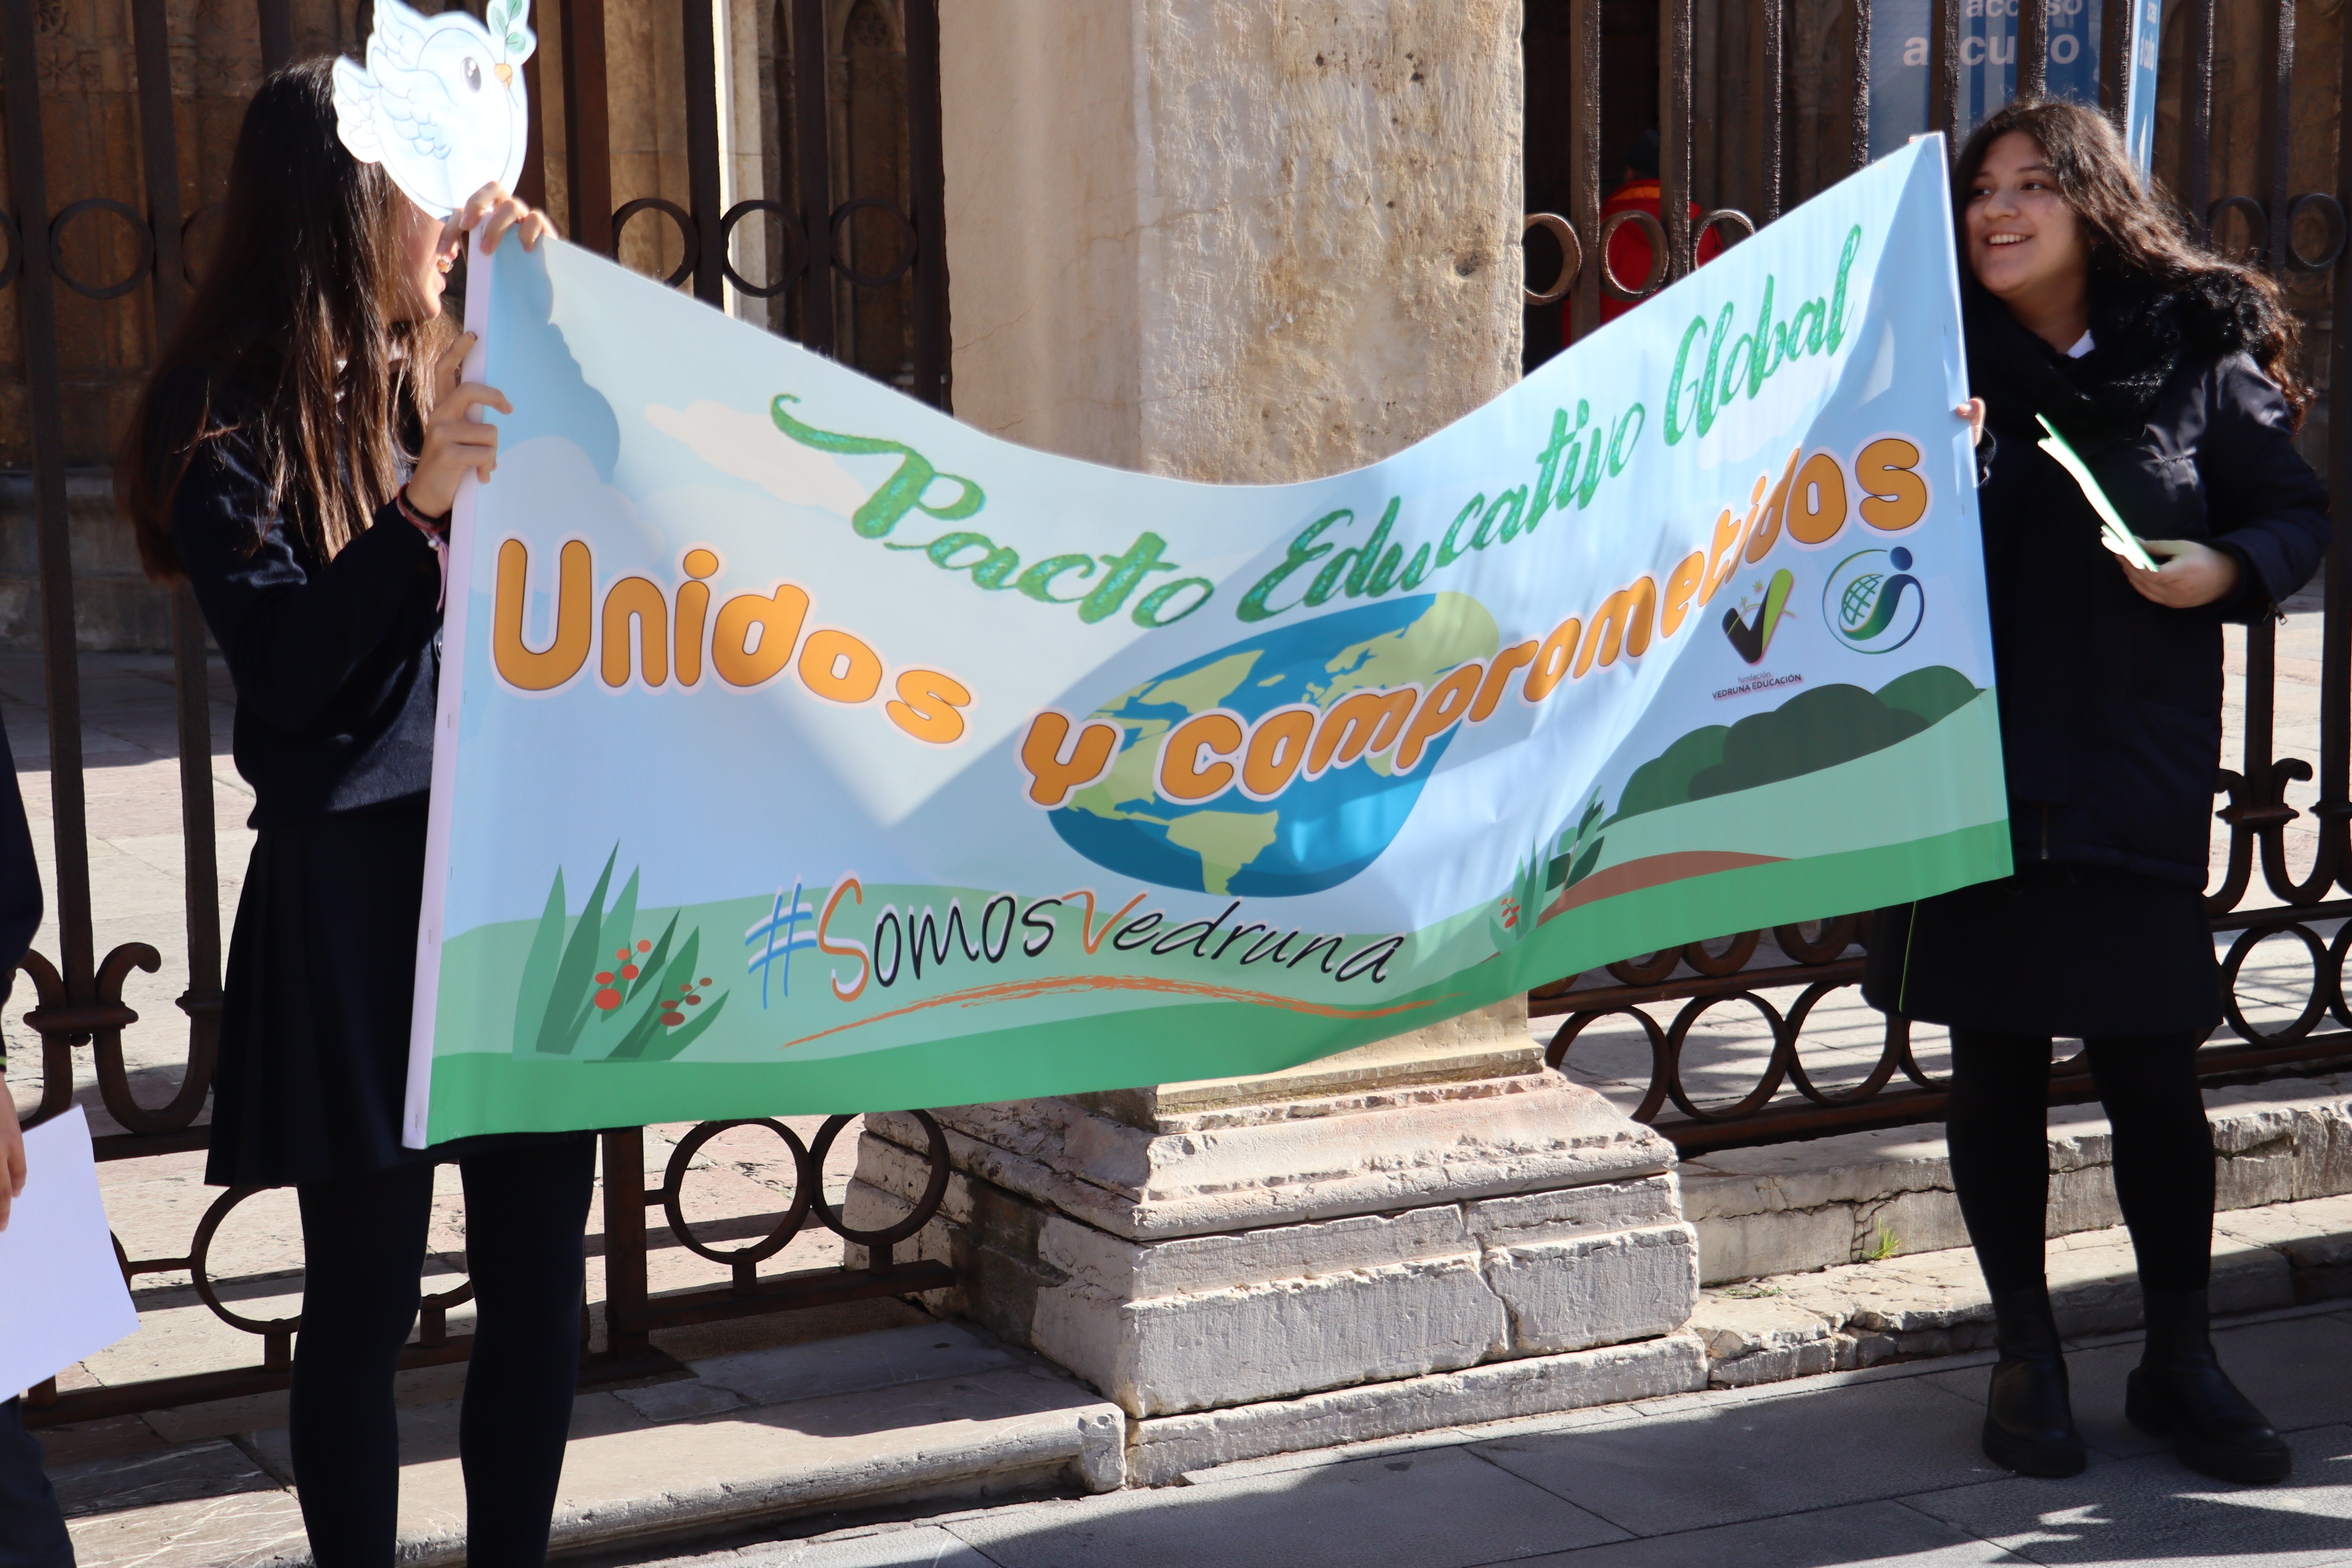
1050,592,1500,897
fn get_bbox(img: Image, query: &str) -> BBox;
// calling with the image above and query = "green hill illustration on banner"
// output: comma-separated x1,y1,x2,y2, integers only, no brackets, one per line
1615,666,1982,822
1518,667,1988,922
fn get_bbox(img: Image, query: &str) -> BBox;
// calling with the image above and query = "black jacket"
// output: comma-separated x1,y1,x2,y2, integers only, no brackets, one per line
0,718,39,1029
1967,280,2330,887
162,375,444,828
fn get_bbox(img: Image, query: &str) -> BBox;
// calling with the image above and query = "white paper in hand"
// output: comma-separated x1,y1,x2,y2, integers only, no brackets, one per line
0,1105,140,1396
2034,414,2163,573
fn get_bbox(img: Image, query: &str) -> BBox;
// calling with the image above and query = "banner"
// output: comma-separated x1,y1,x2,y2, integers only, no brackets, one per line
404,138,2007,1145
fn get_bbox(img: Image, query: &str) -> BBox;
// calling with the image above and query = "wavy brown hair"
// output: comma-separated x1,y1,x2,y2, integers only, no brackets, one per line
118,57,448,581
1954,96,2311,424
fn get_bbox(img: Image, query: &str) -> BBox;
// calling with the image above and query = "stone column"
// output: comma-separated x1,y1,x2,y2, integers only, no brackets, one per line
848,0,1708,1484
850,1000,1706,1484
935,0,1525,475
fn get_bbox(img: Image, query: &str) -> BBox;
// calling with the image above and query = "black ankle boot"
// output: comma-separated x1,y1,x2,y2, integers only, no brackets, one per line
1981,1286,2086,1476
2126,1287,2291,1483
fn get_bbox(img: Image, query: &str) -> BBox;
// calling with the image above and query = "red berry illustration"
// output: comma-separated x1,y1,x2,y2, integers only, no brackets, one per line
638,940,652,952
596,971,613,985
660,1011,684,1027
620,964,640,980
593,987,623,1011
615,948,628,961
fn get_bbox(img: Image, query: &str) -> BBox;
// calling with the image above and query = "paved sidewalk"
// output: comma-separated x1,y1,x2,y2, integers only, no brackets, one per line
51,1319,1124,1568
606,1304,2352,1568
50,1198,2352,1566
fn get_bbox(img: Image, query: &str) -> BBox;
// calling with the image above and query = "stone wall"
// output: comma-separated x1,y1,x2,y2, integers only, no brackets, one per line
0,472,174,654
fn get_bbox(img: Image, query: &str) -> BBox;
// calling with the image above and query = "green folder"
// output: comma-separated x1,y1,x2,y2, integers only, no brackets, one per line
2035,414,2162,572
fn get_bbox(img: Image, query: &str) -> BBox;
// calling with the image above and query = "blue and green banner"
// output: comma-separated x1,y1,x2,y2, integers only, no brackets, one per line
403,138,2006,1144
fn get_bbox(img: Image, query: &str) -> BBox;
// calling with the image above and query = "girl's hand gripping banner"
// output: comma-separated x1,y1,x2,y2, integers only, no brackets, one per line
405,139,2005,1144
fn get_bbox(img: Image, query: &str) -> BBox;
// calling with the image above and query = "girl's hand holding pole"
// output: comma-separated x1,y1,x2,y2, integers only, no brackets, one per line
405,333,510,519
401,182,544,520
453,180,552,255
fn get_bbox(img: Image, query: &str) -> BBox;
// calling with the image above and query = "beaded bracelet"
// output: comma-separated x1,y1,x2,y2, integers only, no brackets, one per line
397,486,452,534
399,488,452,610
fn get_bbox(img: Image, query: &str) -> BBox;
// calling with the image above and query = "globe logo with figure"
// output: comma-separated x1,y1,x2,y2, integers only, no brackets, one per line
1049,593,1497,897
1824,546,1926,654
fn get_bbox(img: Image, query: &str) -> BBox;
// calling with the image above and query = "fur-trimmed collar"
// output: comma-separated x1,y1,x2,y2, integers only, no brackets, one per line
1965,270,2263,444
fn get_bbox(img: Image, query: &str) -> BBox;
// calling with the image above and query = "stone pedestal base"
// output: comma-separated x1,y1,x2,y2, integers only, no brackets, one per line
844,1003,1703,1477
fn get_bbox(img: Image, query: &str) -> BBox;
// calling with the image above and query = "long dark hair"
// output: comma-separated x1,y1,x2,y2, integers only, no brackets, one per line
1954,97,2311,424
118,58,447,581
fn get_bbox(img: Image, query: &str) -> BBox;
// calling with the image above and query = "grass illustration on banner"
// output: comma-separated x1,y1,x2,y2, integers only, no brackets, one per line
1550,795,1610,896
746,881,820,1005
1494,793,1607,952
1492,840,1546,951
512,849,730,1063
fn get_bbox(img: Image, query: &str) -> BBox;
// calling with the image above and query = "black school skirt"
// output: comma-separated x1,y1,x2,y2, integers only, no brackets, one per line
1862,860,2223,1040
206,801,434,1187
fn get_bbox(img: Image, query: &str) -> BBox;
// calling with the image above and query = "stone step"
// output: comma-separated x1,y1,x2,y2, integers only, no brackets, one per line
53,1321,1125,1568
1122,1334,1705,1486
1680,1069,2352,1285
1691,1189,2352,1388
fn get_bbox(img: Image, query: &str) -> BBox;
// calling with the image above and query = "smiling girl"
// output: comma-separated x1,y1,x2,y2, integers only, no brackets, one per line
1867,99,2328,1486
116,62,584,1568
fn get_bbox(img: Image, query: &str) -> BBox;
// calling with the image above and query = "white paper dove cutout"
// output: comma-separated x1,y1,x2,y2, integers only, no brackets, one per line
334,0,536,218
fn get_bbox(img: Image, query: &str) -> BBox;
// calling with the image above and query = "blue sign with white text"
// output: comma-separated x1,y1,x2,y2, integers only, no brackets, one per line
1869,0,2161,176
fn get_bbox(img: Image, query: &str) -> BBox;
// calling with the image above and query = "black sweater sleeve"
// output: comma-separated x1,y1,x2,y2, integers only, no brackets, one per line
2200,354,2332,622
171,434,441,731
168,418,445,825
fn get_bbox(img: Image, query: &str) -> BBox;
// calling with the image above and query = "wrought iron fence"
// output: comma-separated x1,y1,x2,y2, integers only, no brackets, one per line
1,0,954,1426
1522,0,2352,1155
10,0,2352,1419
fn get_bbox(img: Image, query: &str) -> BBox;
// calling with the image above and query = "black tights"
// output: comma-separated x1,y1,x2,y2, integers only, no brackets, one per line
290,1138,595,1568
1945,1029,2213,1297
0,1399,71,1568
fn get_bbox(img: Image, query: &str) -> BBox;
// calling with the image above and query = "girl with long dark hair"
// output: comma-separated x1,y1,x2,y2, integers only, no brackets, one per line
118,60,586,1567
1868,98,2329,1485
